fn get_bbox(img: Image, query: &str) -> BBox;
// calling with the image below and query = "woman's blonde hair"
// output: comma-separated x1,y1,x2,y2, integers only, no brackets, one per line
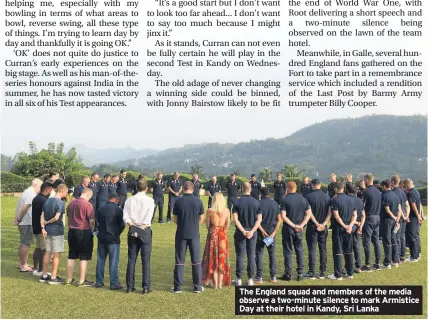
212,192,226,213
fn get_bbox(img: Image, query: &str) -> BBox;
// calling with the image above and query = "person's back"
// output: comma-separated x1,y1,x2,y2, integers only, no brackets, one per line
306,189,330,227
364,185,381,216
281,193,309,225
207,208,229,228
174,194,204,239
234,195,261,231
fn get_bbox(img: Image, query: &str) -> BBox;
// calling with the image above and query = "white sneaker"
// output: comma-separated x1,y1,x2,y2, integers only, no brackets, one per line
327,274,342,280
392,263,399,268
344,274,353,279
385,264,392,269
247,278,254,286
232,278,242,286
33,270,41,276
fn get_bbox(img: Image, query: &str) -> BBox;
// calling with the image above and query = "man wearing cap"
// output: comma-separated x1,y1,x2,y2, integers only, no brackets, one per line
304,179,331,279
273,173,286,206
151,172,166,223
250,174,262,200
207,175,221,209
167,172,183,223
300,177,312,199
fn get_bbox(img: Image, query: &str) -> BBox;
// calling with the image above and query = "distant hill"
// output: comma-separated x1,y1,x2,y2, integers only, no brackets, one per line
67,144,158,166
114,115,427,182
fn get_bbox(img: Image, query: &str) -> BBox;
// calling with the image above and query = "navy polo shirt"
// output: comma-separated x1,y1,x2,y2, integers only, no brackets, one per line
173,193,204,239
330,193,355,226
380,189,400,219
96,180,109,202
327,182,336,198
227,181,241,198
300,183,312,198
349,194,364,221
117,178,128,196
192,179,202,197
97,202,125,244
280,193,310,225
392,187,407,220
73,184,84,198
108,182,117,195
152,179,165,197
407,188,421,219
273,181,286,197
88,181,98,207
168,179,182,196
259,196,280,233
232,195,262,230
306,189,330,225
363,185,381,216
207,182,221,196
250,181,262,199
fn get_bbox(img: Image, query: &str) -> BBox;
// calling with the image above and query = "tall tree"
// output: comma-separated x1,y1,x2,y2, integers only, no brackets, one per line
281,164,305,178
190,164,205,179
259,168,273,182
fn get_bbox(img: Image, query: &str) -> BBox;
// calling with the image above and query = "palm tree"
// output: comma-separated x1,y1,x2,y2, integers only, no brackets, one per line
259,168,273,182
281,164,305,178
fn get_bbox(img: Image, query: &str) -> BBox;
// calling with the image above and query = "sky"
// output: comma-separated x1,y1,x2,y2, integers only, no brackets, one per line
1,0,427,156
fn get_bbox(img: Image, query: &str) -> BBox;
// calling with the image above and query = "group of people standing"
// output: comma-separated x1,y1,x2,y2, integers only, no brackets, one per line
14,169,424,293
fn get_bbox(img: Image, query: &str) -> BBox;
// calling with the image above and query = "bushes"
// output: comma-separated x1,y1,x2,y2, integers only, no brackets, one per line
0,172,32,192
418,186,427,205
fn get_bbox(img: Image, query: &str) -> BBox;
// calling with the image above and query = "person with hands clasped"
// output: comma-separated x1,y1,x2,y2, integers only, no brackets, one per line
232,182,262,286
280,181,313,282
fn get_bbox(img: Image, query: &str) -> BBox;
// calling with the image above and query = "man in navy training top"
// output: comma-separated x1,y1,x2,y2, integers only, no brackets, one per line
73,176,90,199
171,181,205,294
250,174,262,200
361,173,382,272
300,176,312,198
328,181,357,280
108,175,119,196
117,170,128,208
280,181,312,282
254,187,281,284
346,183,365,274
232,182,262,286
380,179,402,269
273,173,286,206
404,179,422,262
192,174,202,198
327,173,337,199
167,172,183,223
207,175,221,209
96,174,111,212
304,179,331,280
390,175,410,262
150,172,165,223
88,173,99,210
227,174,241,214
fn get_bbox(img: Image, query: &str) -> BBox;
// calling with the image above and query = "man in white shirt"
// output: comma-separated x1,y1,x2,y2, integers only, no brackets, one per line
123,180,155,294
14,179,43,272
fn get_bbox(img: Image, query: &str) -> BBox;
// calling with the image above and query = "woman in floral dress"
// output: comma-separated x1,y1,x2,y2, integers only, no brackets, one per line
202,192,231,288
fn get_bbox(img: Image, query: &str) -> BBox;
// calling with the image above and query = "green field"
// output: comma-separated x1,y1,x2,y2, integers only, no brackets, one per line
1,195,427,319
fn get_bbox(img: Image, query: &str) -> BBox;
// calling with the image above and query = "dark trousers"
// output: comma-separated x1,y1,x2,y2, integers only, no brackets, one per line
399,220,406,258
332,226,353,278
352,225,361,269
173,236,202,291
96,241,120,288
305,224,328,273
282,226,304,275
227,196,237,214
208,197,213,209
118,194,127,208
234,230,257,279
153,196,164,222
381,218,399,265
274,195,283,206
126,228,152,290
255,231,276,279
167,195,178,221
407,217,420,259
362,215,381,265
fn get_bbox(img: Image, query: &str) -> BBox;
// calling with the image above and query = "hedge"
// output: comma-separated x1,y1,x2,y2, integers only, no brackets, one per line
0,172,32,192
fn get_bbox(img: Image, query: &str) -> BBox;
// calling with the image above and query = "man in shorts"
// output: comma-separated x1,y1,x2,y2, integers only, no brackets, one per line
40,184,68,285
15,178,43,272
66,188,95,286
32,181,54,276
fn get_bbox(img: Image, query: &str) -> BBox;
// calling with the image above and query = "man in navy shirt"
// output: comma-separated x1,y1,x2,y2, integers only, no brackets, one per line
404,179,422,262
117,170,128,208
73,176,90,199
328,182,357,280
88,173,99,210
327,173,337,198
346,183,365,274
108,175,119,196
207,175,221,209
232,182,262,286
151,172,165,223
96,174,110,212
304,179,331,279
273,173,286,205
280,181,312,281
192,174,202,198
300,176,312,198
167,172,183,223
361,173,382,272
380,179,402,268
227,174,241,213
171,181,205,293
254,188,281,284
391,175,410,262
250,174,262,200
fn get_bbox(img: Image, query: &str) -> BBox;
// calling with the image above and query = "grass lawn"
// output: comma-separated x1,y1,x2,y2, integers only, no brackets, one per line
1,195,427,319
